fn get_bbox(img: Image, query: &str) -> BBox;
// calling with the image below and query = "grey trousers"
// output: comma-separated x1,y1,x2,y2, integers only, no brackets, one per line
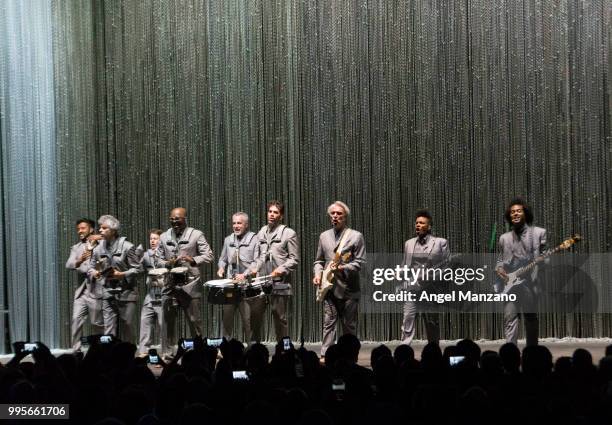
402,299,440,345
103,298,137,343
247,296,268,343
71,294,103,350
504,284,539,346
321,296,359,356
161,293,202,357
138,301,163,354
270,295,290,341
222,296,267,342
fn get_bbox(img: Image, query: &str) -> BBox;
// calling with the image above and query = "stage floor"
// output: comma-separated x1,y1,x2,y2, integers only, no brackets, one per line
2,338,611,368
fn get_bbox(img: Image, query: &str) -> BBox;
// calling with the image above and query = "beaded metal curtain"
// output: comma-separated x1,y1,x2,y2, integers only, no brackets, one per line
0,0,59,352
47,0,611,348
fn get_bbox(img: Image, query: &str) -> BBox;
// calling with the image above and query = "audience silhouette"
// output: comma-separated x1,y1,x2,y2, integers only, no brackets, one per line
1,338,611,425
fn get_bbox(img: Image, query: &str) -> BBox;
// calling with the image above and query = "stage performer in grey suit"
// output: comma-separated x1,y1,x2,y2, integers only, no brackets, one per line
137,229,164,356
313,201,366,357
401,209,450,345
245,200,299,341
65,218,104,350
88,215,142,342
217,212,261,342
158,207,213,358
495,198,547,347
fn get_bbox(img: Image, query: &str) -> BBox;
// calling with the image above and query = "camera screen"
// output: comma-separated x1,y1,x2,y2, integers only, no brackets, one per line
232,370,249,380
207,338,223,347
24,343,38,352
282,337,291,351
332,379,346,391
182,340,194,350
149,355,159,364
449,356,465,366
100,335,112,344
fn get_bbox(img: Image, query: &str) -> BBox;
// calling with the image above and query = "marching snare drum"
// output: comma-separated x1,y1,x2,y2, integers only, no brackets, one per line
242,282,264,299
204,279,242,305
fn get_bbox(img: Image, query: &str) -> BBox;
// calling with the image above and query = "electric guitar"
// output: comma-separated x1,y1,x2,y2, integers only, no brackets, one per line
316,252,352,302
496,234,581,294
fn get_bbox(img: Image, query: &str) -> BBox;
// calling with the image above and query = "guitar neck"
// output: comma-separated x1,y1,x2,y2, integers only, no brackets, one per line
515,246,560,277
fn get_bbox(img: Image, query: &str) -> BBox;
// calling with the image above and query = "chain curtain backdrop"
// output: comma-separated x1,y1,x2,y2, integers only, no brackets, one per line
0,0,60,352
0,0,609,351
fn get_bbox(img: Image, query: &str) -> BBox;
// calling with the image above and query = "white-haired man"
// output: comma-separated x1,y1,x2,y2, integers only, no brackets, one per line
88,215,142,341
217,212,260,342
313,201,366,358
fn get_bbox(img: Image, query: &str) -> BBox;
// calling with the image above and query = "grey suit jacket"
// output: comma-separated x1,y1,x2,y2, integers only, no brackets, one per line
218,231,259,275
141,248,164,305
251,224,299,295
402,235,450,289
313,228,366,300
87,237,142,301
496,225,547,288
66,240,104,300
158,227,214,298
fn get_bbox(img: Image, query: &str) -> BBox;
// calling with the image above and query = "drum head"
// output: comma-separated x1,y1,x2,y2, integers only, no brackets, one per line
205,278,235,288
148,268,168,276
170,267,189,274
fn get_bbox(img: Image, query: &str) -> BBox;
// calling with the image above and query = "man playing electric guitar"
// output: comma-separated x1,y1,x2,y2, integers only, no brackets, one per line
313,201,366,358
495,198,547,347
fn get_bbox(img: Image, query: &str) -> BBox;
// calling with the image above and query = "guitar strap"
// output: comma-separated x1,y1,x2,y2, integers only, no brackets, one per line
335,228,351,257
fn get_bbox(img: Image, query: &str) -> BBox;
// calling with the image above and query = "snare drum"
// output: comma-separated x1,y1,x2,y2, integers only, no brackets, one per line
170,266,189,286
205,279,242,305
242,283,264,299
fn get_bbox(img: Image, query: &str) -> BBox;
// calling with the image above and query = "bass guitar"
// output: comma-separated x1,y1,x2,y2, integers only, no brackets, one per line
496,234,581,294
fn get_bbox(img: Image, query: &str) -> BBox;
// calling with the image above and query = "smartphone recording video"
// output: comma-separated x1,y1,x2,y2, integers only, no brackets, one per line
207,337,223,347
449,355,465,366
282,336,291,351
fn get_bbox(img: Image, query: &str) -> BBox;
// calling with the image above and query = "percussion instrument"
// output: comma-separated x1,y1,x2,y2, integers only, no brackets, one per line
95,258,122,293
242,275,270,298
148,268,169,300
170,266,189,286
148,268,169,288
203,275,272,304
205,279,242,305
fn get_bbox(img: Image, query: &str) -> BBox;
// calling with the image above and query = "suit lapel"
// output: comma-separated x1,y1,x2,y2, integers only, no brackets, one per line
425,237,435,259
405,238,417,267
